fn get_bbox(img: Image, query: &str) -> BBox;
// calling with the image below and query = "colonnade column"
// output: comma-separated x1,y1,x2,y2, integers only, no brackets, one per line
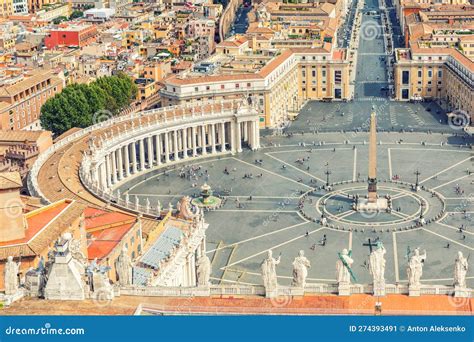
155,135,162,165
131,142,138,174
117,146,123,180
139,139,145,170
105,154,112,188
243,121,248,142
201,125,207,155
173,130,179,161
111,151,117,184
236,121,242,153
211,124,216,154
192,127,197,156
182,128,188,159
147,136,154,167
124,144,130,177
99,162,107,189
230,121,236,154
221,122,226,152
254,119,260,149
164,132,170,163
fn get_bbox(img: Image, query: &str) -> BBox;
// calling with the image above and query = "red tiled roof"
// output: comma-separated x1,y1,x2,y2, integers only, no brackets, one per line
0,200,71,247
87,223,134,260
84,207,134,230
84,207,137,261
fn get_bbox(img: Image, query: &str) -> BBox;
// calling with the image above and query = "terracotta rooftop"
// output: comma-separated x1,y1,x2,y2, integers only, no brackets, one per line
0,171,22,190
0,130,50,144
85,207,137,261
0,199,85,260
3,294,472,316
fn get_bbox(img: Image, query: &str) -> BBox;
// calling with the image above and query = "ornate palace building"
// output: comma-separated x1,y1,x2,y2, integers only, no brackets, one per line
160,38,351,128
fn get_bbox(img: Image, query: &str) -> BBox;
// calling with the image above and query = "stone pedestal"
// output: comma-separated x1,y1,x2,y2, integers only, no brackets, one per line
373,282,386,297
454,286,470,298
338,283,351,296
356,198,388,212
264,286,278,298
408,285,421,297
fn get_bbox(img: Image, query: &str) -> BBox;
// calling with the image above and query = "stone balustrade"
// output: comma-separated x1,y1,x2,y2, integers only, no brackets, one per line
117,283,473,298
28,99,260,212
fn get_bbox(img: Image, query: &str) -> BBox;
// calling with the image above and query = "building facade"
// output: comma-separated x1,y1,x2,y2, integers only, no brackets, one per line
0,72,64,130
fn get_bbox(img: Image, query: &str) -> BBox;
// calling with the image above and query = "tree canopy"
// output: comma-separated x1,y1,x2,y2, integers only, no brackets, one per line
40,73,138,136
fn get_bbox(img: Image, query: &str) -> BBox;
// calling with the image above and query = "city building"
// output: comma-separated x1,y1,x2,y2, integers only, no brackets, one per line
161,42,350,127
44,24,98,50
0,71,64,130
394,46,473,121
0,0,13,17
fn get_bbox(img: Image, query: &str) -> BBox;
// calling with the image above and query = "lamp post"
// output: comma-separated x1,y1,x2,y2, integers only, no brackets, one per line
325,162,331,187
414,169,421,191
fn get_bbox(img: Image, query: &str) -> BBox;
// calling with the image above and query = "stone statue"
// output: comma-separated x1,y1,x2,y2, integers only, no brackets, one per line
407,248,426,287
336,249,354,284
454,251,468,288
261,250,281,290
115,246,133,286
196,254,211,287
69,238,87,265
4,256,21,295
368,242,386,285
292,250,311,288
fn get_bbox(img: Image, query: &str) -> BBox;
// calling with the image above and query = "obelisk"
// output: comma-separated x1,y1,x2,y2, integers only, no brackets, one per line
367,107,377,203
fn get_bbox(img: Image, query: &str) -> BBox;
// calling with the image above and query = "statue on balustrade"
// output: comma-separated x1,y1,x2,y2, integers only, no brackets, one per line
454,251,468,288
4,256,21,295
336,249,354,284
115,246,134,286
407,248,426,287
292,250,311,288
368,241,386,285
261,249,281,291
196,254,211,287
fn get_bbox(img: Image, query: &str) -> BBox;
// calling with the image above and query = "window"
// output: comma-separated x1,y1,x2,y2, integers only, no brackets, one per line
418,71,422,78
247,83,251,88
427,70,432,78
402,71,409,85
438,70,442,78
334,70,342,85
401,89,409,99
312,70,316,77
235,84,240,88
206,86,210,90
220,85,225,89
194,87,198,92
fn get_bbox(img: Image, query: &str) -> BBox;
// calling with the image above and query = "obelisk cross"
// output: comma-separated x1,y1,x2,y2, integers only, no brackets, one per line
367,107,378,203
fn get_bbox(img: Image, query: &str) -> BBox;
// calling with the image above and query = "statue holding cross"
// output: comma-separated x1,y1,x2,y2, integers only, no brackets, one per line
336,249,355,284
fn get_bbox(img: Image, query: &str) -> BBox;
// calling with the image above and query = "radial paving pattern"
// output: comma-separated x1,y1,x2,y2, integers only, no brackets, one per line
117,132,473,288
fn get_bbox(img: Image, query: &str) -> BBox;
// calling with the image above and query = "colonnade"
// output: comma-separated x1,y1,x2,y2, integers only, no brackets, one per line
92,118,260,190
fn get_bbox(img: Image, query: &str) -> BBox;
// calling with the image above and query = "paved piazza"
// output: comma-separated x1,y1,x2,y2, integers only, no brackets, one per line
117,124,473,288
113,0,473,291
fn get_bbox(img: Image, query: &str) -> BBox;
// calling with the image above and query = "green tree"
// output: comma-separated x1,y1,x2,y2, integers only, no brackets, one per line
40,74,137,136
69,10,83,20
